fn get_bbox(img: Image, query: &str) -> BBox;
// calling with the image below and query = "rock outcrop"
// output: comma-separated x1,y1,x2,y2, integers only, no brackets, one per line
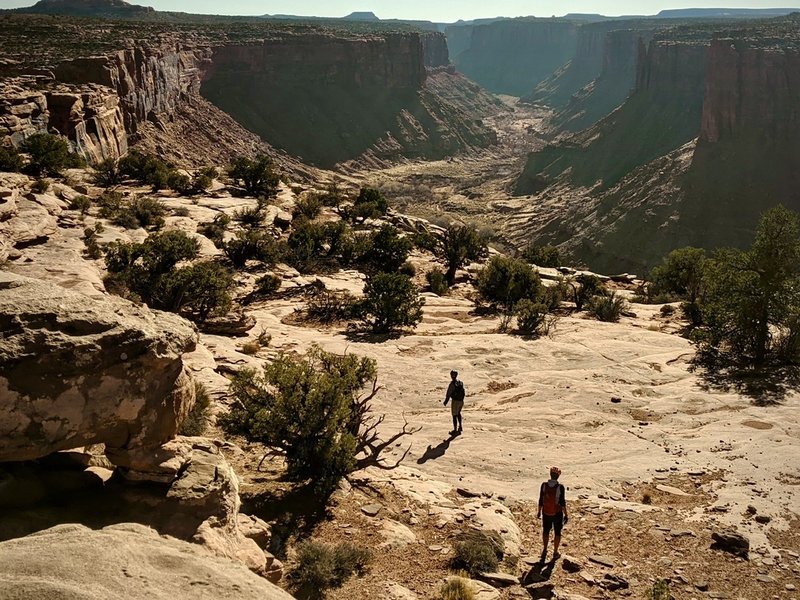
0,523,294,599
0,272,198,463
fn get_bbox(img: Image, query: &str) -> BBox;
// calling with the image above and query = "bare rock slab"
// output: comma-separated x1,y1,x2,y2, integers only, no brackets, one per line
478,572,520,587
587,554,616,568
0,523,293,599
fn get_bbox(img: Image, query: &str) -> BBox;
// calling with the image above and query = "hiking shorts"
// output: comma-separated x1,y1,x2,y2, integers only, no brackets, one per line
450,400,464,417
542,513,563,536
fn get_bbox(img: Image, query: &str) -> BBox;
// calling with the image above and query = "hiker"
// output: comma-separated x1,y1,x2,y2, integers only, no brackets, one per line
443,370,465,435
536,466,568,561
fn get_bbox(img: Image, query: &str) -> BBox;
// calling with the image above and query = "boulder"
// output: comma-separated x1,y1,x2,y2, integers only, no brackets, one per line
380,519,417,549
0,272,198,463
0,523,294,599
200,311,257,337
711,528,750,558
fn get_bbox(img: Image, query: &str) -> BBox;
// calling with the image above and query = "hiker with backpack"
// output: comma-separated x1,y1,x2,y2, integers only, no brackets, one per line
537,466,568,561
443,370,465,435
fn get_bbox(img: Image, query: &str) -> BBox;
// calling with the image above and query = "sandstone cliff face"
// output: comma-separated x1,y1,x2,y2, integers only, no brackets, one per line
682,37,800,249
55,44,212,138
0,272,198,463
517,37,708,193
202,33,492,167
699,38,800,144
454,19,579,96
421,32,450,68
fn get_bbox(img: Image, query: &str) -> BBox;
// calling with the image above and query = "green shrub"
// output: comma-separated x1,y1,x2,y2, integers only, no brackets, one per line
646,580,673,600
523,243,561,268
337,230,373,267
198,213,231,247
356,273,424,333
256,273,282,295
0,145,24,172
294,194,322,219
224,229,281,268
440,224,488,286
319,181,344,207
104,231,231,323
515,300,549,335
219,346,378,490
399,262,416,277
306,289,357,324
478,255,543,309
92,157,123,187
289,541,371,597
452,530,502,577
190,173,213,193
649,246,706,304
111,196,166,230
227,155,280,198
287,220,328,273
569,273,606,311
82,225,103,259
348,187,388,222
232,205,264,228
167,170,192,195
156,261,234,322
587,292,628,322
697,206,800,365
438,578,475,600
412,230,439,252
364,225,412,273
542,278,568,310
31,178,49,194
179,381,211,436
118,150,172,190
426,268,449,295
22,133,81,176
68,195,92,214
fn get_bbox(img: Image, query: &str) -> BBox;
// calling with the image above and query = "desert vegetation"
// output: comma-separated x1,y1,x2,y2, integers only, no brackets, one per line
648,205,800,367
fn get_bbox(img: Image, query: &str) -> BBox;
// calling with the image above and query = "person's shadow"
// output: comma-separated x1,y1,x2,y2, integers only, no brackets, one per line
416,432,459,464
522,557,556,586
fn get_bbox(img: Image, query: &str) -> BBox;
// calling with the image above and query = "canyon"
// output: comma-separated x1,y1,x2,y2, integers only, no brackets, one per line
1,5,800,600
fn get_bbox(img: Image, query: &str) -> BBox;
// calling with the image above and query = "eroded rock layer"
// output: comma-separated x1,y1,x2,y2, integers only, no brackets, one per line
0,272,198,463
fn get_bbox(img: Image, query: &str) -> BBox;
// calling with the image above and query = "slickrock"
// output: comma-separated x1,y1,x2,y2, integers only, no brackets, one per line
0,523,294,599
0,272,198,463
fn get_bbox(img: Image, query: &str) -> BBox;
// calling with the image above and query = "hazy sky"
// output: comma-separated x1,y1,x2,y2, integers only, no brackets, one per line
1,0,798,20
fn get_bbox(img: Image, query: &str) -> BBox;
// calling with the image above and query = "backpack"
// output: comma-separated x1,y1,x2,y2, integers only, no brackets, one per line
451,380,465,402
541,483,561,516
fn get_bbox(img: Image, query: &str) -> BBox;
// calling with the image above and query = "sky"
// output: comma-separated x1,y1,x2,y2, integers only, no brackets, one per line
0,0,798,20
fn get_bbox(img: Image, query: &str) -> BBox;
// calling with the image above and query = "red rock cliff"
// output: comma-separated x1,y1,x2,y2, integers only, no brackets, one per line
699,38,800,143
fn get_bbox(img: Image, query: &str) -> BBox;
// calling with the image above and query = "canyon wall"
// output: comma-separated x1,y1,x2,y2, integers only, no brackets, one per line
682,36,800,249
517,37,707,193
454,19,579,96
201,32,491,167
1,21,484,168
513,17,800,273
526,22,612,108
0,79,128,162
548,27,656,132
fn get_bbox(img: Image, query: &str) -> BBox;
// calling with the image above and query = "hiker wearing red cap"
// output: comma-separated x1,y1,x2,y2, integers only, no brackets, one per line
536,466,568,561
